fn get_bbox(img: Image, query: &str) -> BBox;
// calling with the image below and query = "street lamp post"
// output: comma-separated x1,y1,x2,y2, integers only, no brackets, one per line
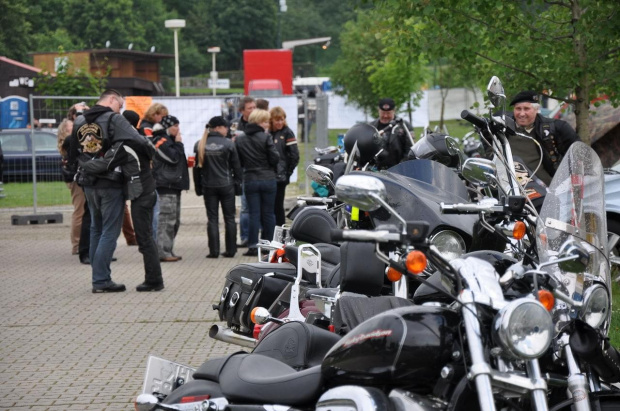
208,47,220,97
165,19,186,97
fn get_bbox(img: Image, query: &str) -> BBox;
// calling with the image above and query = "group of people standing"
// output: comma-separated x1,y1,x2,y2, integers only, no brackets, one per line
58,92,299,292
193,96,299,258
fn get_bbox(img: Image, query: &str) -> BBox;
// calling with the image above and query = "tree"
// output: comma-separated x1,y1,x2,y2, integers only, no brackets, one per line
0,0,33,62
373,0,620,144
183,0,278,72
330,10,427,116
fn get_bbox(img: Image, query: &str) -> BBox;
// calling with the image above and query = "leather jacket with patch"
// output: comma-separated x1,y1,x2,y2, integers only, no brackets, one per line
193,131,242,193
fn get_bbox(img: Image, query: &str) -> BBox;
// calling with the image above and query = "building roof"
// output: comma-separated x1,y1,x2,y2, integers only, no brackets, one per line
29,48,174,60
0,56,42,73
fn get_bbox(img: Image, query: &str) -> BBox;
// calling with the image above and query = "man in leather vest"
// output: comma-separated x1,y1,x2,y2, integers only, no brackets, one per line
69,89,155,293
507,90,580,186
369,98,414,170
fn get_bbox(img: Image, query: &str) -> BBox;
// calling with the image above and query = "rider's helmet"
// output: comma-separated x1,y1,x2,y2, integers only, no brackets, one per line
344,123,385,166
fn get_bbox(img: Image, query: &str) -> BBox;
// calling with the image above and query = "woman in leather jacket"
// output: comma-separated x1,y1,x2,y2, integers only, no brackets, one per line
193,116,243,258
235,109,280,256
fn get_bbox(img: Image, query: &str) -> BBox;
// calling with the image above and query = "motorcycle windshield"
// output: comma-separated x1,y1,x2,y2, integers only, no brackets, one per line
536,142,609,301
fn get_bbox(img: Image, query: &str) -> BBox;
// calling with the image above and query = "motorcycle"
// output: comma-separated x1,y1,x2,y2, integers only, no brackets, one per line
136,139,620,411
135,73,620,410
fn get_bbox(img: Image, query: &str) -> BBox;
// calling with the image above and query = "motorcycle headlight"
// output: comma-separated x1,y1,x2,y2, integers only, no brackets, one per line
430,230,466,261
493,299,553,359
580,284,609,329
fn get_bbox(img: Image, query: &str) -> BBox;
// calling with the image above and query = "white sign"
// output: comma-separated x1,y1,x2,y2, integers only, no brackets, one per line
208,79,230,89
207,47,221,53
8,77,34,87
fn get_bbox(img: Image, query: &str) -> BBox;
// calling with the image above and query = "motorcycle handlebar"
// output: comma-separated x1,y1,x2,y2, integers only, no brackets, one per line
461,110,488,129
330,229,401,243
440,202,504,214
297,196,335,204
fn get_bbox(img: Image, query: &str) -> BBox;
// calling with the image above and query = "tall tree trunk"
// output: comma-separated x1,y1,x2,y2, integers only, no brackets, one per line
440,87,448,130
572,0,591,145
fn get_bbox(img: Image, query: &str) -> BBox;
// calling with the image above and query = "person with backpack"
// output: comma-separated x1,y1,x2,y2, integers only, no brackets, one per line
69,89,155,293
152,115,189,262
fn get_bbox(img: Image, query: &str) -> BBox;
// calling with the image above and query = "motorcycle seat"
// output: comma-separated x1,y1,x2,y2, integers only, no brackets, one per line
218,353,324,405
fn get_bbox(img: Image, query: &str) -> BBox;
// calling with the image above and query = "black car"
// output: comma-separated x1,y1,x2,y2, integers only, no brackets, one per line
0,128,62,182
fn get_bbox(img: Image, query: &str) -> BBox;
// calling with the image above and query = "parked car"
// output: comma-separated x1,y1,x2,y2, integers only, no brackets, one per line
0,128,62,182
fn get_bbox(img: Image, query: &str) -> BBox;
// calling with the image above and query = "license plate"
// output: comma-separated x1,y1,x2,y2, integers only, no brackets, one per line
142,355,197,396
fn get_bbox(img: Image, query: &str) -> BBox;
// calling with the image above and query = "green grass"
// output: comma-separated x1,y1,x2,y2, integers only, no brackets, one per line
611,278,620,347
0,181,71,208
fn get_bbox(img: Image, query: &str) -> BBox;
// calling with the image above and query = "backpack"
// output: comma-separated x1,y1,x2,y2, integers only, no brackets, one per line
75,112,122,185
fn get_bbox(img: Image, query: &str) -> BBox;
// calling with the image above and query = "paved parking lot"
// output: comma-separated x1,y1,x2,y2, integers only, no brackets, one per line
0,194,252,410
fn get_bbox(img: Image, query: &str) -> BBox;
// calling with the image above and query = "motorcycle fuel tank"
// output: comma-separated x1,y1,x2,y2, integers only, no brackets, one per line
322,305,460,391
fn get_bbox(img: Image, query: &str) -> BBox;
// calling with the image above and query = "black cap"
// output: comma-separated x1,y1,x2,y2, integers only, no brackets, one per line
161,115,180,129
122,110,140,128
510,91,539,106
207,116,228,129
378,98,395,111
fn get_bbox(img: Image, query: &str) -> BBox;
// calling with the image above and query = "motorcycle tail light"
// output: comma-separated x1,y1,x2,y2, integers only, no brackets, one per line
406,251,427,274
181,395,211,403
386,267,403,282
253,324,263,340
513,221,526,240
537,289,555,311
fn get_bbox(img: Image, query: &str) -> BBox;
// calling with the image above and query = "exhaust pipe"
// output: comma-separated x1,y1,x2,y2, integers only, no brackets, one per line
209,324,256,348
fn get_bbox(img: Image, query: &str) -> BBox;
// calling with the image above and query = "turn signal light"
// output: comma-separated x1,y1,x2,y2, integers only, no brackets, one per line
513,221,526,240
406,251,427,274
386,267,403,282
538,289,555,311
270,248,287,263
250,307,260,324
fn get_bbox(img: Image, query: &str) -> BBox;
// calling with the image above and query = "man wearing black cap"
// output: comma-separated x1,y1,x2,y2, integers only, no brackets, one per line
152,115,190,262
369,98,414,169
193,116,242,258
508,90,580,186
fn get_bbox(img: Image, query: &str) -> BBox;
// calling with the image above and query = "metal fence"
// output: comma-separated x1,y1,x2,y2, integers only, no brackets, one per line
0,94,328,213
0,96,99,214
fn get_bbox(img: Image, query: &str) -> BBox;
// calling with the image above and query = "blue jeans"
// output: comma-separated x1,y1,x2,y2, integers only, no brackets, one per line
84,187,125,288
244,179,277,248
240,192,249,242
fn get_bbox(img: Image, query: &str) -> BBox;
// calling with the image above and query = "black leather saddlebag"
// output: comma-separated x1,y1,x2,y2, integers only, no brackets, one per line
216,262,297,335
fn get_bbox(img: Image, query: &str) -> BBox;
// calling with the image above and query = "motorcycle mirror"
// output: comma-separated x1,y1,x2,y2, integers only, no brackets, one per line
462,158,498,187
335,175,387,211
486,76,506,108
557,239,590,273
306,164,334,186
